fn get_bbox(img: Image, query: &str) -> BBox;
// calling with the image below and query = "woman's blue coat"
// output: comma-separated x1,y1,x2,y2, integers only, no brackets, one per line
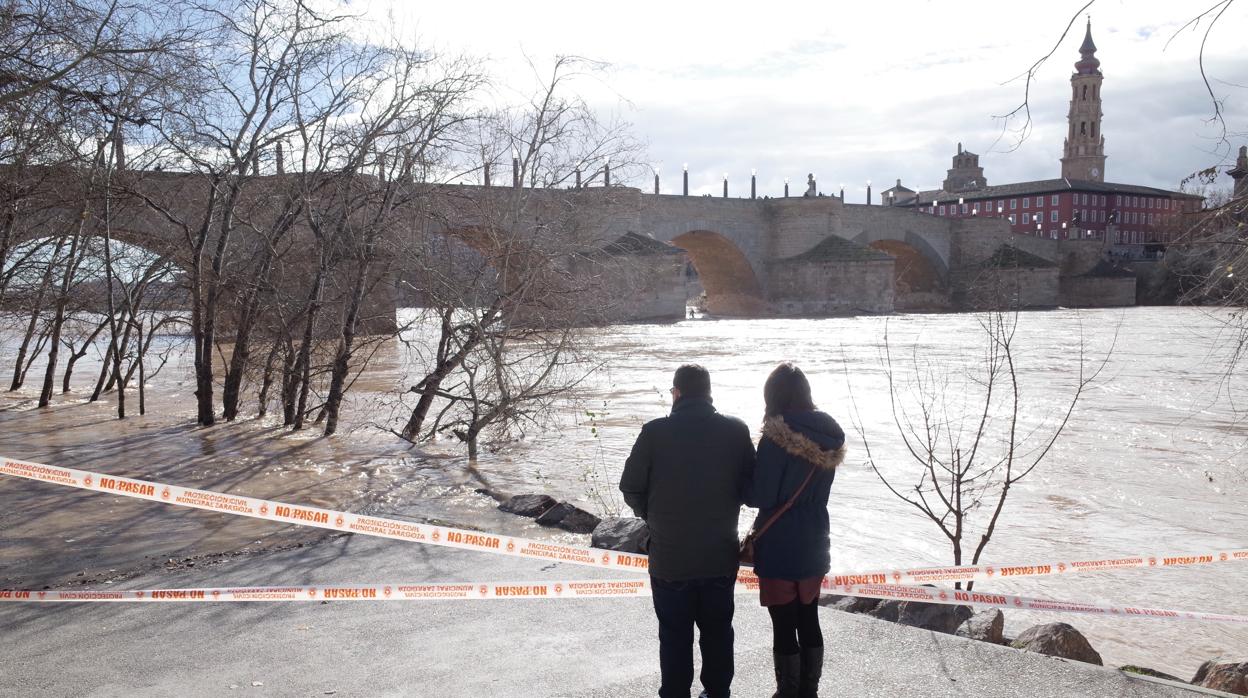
746,410,846,580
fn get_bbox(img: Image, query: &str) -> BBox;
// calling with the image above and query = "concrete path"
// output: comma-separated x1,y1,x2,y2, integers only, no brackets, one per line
0,531,1216,698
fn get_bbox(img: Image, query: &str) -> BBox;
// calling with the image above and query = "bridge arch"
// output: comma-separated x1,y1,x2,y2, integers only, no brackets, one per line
2,233,187,308
851,226,950,280
867,239,948,311
669,230,767,316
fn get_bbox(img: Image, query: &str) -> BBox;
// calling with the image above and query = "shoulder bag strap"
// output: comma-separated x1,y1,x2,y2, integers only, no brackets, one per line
751,463,819,541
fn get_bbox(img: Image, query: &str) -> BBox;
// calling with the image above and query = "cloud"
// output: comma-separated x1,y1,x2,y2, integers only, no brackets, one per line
367,0,1248,195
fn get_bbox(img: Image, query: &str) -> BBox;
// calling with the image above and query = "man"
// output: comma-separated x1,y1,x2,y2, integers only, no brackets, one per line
620,364,756,698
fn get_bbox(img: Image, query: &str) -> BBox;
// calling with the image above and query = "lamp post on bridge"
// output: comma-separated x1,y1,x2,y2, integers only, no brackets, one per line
512,148,520,188
483,161,491,187
784,177,789,198
866,180,872,205
751,169,756,199
683,163,689,196
575,164,581,189
654,166,660,195
604,156,610,187
722,173,728,198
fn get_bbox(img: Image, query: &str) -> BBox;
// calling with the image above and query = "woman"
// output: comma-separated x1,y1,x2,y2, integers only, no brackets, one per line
747,363,845,698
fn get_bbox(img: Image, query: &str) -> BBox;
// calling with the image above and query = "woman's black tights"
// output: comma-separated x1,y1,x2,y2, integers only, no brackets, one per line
767,600,822,655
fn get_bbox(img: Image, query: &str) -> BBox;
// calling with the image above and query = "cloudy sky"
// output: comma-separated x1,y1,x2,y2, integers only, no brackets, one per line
376,0,1247,199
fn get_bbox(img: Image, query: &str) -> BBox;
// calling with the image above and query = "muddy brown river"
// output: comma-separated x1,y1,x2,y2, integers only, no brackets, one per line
1,306,1244,678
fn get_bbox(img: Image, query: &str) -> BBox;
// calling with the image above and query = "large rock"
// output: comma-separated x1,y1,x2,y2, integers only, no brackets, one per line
864,584,968,633
896,600,973,635
591,517,649,553
956,610,1005,644
820,594,881,614
535,502,601,534
1191,660,1248,695
1011,623,1103,665
498,494,557,518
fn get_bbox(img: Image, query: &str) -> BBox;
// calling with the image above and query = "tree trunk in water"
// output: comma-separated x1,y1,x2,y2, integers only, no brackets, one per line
38,313,63,407
322,257,371,437
9,311,41,391
222,247,277,421
9,234,68,391
136,323,146,416
401,345,477,440
291,265,325,431
221,329,251,421
100,167,126,420
64,317,110,392
467,428,479,462
89,343,114,401
38,219,88,407
103,308,137,392
321,345,351,436
194,310,215,425
257,340,282,419
281,341,298,425
15,330,51,389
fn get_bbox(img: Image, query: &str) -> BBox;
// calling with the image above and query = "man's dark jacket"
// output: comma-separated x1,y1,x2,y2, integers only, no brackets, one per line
619,396,756,581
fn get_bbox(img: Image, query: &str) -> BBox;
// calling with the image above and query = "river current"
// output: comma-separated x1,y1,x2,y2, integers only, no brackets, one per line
1,306,1244,678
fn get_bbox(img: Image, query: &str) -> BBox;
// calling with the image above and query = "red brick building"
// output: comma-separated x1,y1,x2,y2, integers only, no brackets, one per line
884,21,1203,245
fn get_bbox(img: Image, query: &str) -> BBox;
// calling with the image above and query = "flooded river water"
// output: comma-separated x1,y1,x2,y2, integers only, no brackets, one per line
1,306,1244,678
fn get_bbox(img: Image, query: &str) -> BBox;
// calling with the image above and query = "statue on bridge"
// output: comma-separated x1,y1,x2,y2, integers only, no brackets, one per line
803,173,816,198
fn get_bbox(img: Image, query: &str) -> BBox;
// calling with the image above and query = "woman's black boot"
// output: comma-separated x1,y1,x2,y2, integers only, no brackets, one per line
771,651,801,698
798,647,823,697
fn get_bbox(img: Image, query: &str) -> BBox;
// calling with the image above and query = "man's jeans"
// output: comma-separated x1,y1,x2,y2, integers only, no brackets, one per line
650,574,735,698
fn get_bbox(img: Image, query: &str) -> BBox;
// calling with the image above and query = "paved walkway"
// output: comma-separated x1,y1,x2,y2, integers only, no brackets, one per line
0,531,1215,697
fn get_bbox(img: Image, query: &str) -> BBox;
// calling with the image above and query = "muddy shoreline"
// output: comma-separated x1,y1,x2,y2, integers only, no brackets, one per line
0,390,599,593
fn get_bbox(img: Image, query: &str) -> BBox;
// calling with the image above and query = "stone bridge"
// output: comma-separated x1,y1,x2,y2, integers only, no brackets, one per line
3,166,1128,332
624,189,1120,317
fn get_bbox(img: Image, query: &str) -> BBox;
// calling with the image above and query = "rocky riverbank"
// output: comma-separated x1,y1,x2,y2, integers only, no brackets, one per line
492,493,1248,696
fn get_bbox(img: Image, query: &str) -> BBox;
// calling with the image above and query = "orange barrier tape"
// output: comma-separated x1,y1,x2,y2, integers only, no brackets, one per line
3,455,1246,587
0,581,649,602
3,581,1246,625
0,456,649,572
825,549,1248,586
828,583,1248,626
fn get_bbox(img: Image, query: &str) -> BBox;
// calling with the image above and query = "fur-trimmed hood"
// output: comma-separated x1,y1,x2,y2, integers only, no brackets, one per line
761,414,846,471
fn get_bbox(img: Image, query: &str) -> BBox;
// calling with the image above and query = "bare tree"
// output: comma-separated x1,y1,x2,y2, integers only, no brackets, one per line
125,0,366,426
848,310,1110,586
395,55,643,454
395,205,606,459
0,0,186,112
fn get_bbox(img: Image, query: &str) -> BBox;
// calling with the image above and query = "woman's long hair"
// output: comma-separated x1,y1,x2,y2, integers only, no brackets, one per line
763,362,817,418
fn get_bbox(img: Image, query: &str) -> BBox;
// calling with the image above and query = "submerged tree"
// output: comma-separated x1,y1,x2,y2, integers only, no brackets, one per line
393,55,643,460
848,310,1110,586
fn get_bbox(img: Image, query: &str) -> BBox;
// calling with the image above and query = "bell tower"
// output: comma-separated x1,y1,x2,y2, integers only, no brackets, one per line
1061,19,1106,182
